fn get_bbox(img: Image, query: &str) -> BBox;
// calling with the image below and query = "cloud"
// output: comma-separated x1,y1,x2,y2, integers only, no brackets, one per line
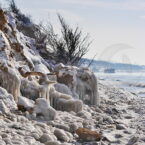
59,0,145,11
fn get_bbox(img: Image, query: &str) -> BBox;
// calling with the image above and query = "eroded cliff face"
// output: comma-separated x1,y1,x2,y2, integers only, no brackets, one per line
0,9,99,118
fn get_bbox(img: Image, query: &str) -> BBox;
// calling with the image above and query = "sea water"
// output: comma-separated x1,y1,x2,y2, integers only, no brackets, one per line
95,72,145,97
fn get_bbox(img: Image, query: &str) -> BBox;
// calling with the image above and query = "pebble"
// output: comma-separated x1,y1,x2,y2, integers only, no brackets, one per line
39,134,54,143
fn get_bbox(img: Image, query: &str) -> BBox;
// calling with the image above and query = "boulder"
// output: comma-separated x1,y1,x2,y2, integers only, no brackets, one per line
54,64,99,106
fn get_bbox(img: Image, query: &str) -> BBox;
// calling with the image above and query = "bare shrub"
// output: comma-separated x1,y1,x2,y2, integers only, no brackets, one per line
39,14,91,65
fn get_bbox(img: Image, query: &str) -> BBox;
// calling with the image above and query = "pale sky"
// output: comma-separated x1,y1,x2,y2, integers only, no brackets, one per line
1,0,145,65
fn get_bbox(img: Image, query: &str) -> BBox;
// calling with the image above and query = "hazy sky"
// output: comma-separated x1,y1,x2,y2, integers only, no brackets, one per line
1,0,145,65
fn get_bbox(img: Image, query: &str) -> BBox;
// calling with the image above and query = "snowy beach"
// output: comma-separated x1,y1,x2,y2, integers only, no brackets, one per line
0,79,144,145
0,3,145,145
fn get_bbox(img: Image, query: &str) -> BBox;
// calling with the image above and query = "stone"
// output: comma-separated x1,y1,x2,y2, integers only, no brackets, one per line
55,124,70,132
76,128,101,141
103,116,114,124
0,87,17,111
126,136,139,145
45,141,61,145
116,124,127,130
33,98,57,121
54,129,70,142
0,100,9,113
55,65,99,106
69,123,79,133
77,110,92,119
17,96,34,111
95,107,103,113
53,97,83,113
103,133,117,143
39,134,54,143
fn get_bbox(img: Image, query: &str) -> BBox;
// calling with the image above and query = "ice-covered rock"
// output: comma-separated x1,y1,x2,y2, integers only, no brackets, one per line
53,97,83,113
0,61,21,102
33,98,57,121
0,100,9,113
54,64,99,106
18,96,35,111
0,87,17,111
54,83,73,96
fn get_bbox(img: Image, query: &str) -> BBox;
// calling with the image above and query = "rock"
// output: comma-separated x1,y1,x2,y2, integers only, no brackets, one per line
69,123,79,133
76,128,101,141
55,64,99,106
39,134,54,143
17,116,29,122
82,120,94,129
115,134,123,138
61,143,72,145
124,115,133,119
77,110,92,119
116,124,127,130
45,141,61,145
2,137,12,144
0,100,9,113
95,107,103,113
1,133,8,138
103,133,117,142
0,140,6,145
31,133,40,140
54,83,73,96
105,108,113,114
53,124,70,132
103,116,114,124
0,87,17,111
65,132,73,142
101,142,108,145
126,136,139,145
53,97,83,113
17,96,34,111
123,130,132,134
54,129,70,142
33,98,57,121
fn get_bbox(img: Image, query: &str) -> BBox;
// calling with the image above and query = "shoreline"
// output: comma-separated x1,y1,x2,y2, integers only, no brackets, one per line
98,79,145,145
0,80,145,145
